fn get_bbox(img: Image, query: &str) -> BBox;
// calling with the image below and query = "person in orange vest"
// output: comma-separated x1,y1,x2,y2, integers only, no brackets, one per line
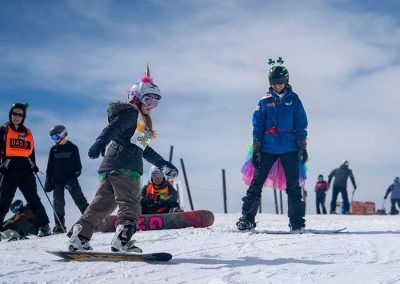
141,166,181,214
0,103,51,237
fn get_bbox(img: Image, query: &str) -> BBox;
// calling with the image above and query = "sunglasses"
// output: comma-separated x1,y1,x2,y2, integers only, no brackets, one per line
12,112,24,118
51,134,62,141
141,96,159,109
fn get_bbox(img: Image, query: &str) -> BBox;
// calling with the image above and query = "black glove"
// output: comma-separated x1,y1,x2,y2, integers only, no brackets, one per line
155,159,178,179
88,140,106,159
0,162,9,175
44,177,54,192
297,140,308,164
252,140,262,168
169,207,182,213
31,165,39,174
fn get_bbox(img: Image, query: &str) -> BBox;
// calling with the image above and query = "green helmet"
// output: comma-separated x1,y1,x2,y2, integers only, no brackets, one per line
268,66,289,85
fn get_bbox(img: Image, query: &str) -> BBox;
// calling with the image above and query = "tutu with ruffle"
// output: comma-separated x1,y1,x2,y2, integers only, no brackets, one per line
241,144,307,191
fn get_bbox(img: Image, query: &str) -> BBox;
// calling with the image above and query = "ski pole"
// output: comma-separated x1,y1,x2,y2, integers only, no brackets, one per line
28,159,66,233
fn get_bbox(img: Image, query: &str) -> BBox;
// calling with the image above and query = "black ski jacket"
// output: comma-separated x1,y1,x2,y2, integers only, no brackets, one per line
46,140,82,183
328,165,356,189
95,102,162,174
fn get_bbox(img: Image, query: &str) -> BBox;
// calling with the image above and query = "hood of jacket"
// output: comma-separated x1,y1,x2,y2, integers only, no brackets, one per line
107,101,138,122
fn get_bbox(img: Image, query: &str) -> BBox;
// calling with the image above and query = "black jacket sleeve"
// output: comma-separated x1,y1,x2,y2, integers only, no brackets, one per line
328,169,336,185
349,170,356,189
384,185,393,199
143,146,164,166
46,147,54,179
73,144,82,174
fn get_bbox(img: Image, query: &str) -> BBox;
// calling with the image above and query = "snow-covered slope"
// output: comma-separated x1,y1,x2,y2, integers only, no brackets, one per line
1,214,400,284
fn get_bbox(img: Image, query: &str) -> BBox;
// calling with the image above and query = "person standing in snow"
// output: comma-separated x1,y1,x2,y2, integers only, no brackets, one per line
67,65,178,252
236,59,308,232
384,177,400,215
314,174,329,214
44,125,89,234
141,166,181,214
328,160,356,214
0,103,51,237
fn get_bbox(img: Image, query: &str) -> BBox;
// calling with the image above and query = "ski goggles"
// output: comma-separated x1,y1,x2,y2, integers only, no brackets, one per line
141,96,159,109
51,134,62,141
151,170,164,180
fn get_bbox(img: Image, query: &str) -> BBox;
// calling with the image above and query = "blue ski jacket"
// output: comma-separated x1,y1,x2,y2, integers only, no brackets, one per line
252,87,308,154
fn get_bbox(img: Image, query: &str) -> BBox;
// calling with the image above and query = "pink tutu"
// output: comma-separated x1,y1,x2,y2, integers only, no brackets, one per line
241,144,307,191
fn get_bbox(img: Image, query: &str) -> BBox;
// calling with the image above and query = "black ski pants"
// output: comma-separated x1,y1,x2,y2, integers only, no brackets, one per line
316,191,327,214
330,186,349,213
0,170,49,231
390,199,400,214
53,178,88,227
242,151,305,227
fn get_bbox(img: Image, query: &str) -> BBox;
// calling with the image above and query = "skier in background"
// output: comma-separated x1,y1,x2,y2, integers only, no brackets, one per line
141,166,181,214
236,59,308,232
67,65,178,252
328,160,356,214
314,174,329,214
0,103,51,237
384,177,400,215
45,125,89,234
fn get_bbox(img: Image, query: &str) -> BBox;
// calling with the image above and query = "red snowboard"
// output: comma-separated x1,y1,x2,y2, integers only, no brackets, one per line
96,210,214,232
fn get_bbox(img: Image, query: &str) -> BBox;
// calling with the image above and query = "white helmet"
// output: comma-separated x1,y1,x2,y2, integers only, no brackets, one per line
149,165,164,180
128,64,161,102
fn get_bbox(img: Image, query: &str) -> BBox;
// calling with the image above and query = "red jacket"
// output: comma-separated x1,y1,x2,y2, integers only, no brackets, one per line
315,181,329,192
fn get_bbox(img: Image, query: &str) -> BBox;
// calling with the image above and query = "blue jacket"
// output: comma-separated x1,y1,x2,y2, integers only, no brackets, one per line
252,87,308,154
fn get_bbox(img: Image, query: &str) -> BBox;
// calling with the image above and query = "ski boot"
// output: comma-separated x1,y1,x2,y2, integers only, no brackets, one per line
110,224,142,253
289,222,305,234
236,215,256,231
68,224,93,252
37,224,52,237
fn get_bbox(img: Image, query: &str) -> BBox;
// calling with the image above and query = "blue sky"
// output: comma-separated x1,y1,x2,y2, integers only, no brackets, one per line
1,0,400,226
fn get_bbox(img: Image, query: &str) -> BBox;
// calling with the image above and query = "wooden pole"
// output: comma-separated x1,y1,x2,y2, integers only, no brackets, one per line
222,169,227,213
279,190,284,214
273,189,279,214
180,158,194,210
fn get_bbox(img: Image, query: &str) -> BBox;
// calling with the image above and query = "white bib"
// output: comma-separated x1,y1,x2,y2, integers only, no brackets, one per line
130,112,153,150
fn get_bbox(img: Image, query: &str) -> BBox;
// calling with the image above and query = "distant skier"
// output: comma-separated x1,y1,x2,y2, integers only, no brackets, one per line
384,177,400,215
328,160,356,214
3,199,38,238
141,166,181,214
67,65,178,252
236,59,308,232
314,174,329,214
45,125,89,234
0,103,51,237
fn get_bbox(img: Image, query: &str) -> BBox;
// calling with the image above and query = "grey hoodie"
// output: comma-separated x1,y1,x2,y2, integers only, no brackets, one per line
96,102,163,175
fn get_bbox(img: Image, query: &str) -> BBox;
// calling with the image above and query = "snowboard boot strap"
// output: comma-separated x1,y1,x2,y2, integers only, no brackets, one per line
68,224,92,252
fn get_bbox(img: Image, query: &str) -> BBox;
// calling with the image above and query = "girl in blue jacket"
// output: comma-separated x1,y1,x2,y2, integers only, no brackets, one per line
237,62,308,231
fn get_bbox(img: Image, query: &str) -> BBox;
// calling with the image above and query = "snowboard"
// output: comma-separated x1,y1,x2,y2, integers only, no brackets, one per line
0,229,22,241
253,227,347,234
47,250,172,262
96,210,215,233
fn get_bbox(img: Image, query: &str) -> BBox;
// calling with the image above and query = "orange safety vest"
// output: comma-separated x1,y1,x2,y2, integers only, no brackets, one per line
145,183,170,213
5,126,34,158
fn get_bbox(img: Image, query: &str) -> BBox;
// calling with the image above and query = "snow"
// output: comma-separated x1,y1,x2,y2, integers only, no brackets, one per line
1,214,400,284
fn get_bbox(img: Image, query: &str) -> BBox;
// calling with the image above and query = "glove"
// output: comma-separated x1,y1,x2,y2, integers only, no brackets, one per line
155,159,178,179
88,140,106,159
44,177,54,192
169,207,182,213
252,140,262,168
31,165,39,174
75,170,81,177
297,140,308,164
0,162,9,175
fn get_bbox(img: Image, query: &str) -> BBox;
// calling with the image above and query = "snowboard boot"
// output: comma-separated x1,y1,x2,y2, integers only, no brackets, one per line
37,224,52,237
236,214,256,231
110,224,142,253
68,224,93,252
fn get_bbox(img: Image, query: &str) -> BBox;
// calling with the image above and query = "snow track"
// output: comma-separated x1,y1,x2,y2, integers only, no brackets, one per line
1,214,400,283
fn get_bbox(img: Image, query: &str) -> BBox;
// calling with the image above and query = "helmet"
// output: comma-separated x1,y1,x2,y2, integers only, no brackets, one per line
342,160,349,166
268,66,289,85
318,174,323,181
128,64,161,102
10,199,24,213
149,165,164,180
49,125,67,141
9,103,28,124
